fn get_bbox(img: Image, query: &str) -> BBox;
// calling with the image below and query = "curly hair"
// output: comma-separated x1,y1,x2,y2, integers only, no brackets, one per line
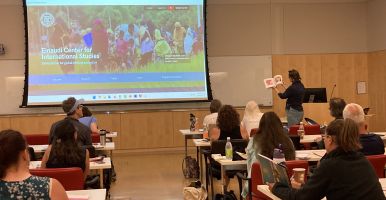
216,105,240,132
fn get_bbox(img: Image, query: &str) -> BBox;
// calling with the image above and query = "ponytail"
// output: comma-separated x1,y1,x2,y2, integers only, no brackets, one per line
337,119,362,152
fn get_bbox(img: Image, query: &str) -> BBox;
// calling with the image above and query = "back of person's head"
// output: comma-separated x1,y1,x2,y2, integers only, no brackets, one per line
209,99,222,113
288,69,301,81
62,97,84,117
0,130,27,178
82,106,92,117
255,112,295,160
51,120,83,164
329,98,346,119
217,105,240,133
326,118,361,152
343,103,365,124
244,100,261,119
53,119,77,144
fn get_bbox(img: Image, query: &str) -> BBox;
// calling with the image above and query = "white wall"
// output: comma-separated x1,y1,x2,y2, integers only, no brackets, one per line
367,0,386,51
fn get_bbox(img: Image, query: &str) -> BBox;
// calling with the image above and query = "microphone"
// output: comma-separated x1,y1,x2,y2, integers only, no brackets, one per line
330,84,336,100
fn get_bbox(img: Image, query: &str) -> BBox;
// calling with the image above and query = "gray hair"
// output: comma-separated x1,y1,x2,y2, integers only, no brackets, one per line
343,103,365,124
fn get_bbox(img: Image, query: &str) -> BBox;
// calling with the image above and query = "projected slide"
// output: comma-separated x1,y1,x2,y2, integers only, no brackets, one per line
24,0,208,105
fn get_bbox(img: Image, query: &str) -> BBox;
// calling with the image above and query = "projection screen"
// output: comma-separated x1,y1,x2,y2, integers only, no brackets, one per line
22,0,210,106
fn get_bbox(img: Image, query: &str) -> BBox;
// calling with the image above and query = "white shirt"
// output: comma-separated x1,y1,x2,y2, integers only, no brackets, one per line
203,112,218,126
241,113,264,136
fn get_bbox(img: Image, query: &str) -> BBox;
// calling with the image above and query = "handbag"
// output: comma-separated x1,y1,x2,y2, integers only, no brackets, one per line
183,185,207,200
182,156,200,179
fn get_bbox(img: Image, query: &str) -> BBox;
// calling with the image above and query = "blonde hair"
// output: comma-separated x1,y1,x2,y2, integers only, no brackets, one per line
243,101,261,120
343,103,365,124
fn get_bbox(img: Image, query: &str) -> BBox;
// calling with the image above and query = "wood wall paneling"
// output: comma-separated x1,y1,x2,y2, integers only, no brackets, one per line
10,115,63,134
273,53,368,125
0,117,11,130
119,112,174,150
368,50,386,131
94,113,122,148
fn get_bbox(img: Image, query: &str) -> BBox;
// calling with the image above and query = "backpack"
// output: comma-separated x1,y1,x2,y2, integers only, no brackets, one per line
182,156,200,179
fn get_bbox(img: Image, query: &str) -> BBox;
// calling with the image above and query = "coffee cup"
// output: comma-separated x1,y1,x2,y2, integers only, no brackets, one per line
291,168,306,184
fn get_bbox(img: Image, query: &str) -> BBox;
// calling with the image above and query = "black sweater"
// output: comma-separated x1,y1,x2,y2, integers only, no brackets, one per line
272,148,385,200
278,80,305,111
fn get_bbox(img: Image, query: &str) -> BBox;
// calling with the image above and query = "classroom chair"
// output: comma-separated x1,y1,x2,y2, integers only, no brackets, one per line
30,167,84,190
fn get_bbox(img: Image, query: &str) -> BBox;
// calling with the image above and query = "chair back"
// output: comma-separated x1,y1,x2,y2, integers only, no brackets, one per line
366,154,386,178
25,134,49,145
249,162,271,200
30,167,84,190
91,133,100,143
285,160,309,181
211,139,248,155
289,124,321,135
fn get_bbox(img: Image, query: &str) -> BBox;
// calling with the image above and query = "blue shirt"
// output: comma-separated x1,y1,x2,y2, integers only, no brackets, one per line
79,116,97,128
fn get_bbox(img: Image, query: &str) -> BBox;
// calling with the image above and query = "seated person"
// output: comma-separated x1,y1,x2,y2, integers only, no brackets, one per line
343,103,384,155
49,97,92,147
329,98,346,120
242,112,295,198
203,99,222,126
0,130,67,199
316,97,347,148
79,106,99,133
241,100,264,136
210,105,249,141
41,120,90,180
271,119,384,199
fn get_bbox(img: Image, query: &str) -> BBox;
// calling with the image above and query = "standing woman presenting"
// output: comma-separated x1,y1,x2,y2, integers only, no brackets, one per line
274,69,305,127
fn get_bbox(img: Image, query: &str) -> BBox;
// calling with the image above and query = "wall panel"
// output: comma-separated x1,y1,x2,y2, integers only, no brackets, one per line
368,50,386,131
273,53,368,125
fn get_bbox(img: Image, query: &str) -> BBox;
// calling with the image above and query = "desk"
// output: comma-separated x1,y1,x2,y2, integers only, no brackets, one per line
257,178,386,199
31,142,115,153
66,189,106,200
296,149,326,162
212,154,247,193
179,129,203,158
106,132,117,138
193,139,211,181
300,135,321,144
296,148,386,162
30,157,111,188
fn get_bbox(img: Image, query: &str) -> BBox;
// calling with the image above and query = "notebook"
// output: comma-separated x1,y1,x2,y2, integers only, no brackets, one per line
257,154,290,187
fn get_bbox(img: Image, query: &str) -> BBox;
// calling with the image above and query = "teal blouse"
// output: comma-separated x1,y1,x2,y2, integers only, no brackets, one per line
0,176,50,200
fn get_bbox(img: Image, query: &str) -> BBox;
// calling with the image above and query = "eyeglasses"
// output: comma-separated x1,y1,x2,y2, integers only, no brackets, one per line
322,134,331,139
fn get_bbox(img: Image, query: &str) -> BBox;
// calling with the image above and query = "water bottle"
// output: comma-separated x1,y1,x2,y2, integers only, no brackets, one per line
273,144,285,164
99,129,106,146
225,137,233,160
298,122,305,139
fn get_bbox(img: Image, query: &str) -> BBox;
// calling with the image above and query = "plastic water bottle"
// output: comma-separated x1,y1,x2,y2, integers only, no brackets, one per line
273,144,285,164
225,137,233,160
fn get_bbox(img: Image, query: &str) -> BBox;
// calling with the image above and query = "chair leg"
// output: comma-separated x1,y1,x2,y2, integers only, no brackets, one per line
204,154,209,200
210,167,215,200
